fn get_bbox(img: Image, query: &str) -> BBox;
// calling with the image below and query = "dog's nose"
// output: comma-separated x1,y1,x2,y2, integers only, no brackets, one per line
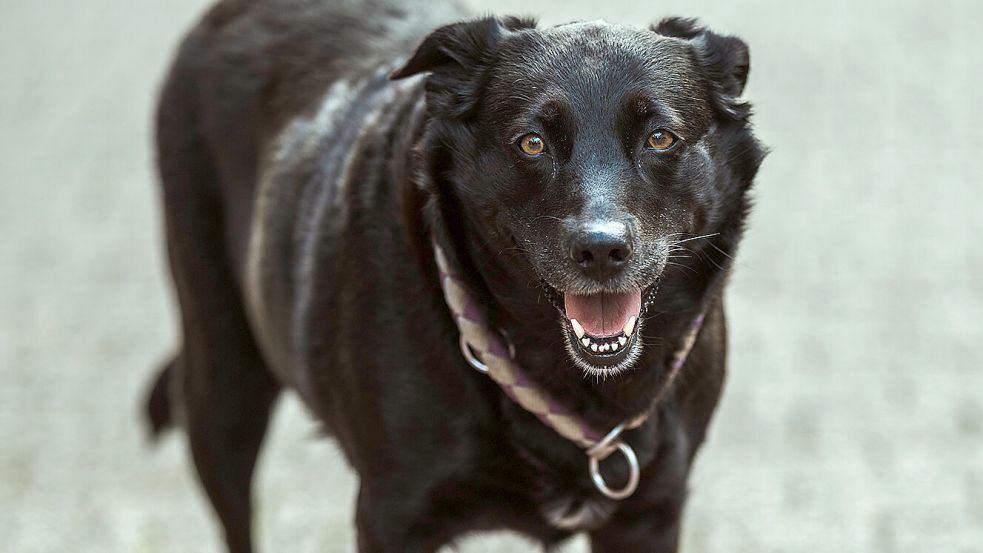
568,222,634,281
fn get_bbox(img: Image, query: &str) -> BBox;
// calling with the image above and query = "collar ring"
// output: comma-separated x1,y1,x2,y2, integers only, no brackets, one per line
588,441,640,500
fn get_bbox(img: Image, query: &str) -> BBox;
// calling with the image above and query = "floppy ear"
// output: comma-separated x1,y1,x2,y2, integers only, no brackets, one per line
653,17,751,119
390,16,536,116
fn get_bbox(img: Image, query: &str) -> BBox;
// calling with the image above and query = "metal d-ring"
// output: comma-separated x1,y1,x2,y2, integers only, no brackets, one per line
459,330,515,374
588,441,640,500
459,335,489,373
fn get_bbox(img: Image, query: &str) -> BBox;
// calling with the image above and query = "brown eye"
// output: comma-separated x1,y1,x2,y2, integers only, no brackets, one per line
518,133,546,156
647,130,676,151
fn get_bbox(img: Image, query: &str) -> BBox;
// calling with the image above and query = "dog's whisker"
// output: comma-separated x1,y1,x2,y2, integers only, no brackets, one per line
696,249,727,272
668,232,720,246
666,261,698,276
706,241,735,261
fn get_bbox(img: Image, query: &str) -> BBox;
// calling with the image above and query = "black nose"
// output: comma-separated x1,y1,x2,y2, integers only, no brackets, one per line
568,223,634,281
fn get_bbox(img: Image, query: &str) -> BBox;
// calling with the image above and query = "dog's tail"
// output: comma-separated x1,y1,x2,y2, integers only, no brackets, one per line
144,357,177,440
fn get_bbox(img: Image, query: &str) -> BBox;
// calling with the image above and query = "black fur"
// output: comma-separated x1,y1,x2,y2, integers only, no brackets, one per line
145,1,765,551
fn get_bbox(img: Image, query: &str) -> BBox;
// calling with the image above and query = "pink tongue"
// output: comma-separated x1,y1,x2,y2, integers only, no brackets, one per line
564,289,642,337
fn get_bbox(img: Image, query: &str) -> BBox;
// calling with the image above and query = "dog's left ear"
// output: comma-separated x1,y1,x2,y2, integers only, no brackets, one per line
653,17,751,119
390,16,536,116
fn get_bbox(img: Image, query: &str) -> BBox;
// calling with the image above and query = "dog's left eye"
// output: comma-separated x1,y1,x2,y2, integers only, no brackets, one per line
646,130,677,151
518,133,546,156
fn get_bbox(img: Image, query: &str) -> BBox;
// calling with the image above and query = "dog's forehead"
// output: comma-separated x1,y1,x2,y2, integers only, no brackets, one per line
491,21,703,113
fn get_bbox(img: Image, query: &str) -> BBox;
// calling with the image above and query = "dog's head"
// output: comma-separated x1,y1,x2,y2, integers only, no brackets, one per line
393,17,764,375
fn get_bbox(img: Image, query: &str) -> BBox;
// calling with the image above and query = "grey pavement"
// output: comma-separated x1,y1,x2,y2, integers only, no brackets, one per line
1,0,981,551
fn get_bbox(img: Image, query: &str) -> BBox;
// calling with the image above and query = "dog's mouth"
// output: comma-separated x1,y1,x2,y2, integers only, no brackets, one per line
564,289,641,360
541,282,658,373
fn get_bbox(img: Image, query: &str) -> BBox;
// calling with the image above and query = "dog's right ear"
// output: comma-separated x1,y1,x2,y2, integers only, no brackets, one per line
390,16,536,116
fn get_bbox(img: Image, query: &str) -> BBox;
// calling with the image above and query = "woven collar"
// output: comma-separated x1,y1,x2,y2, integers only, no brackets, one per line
433,243,705,499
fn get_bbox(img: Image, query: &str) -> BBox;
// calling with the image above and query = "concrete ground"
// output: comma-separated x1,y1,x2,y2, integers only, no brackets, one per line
1,0,981,551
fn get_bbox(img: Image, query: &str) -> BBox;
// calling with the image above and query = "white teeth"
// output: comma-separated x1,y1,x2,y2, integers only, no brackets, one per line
623,316,637,337
576,325,632,355
570,319,585,339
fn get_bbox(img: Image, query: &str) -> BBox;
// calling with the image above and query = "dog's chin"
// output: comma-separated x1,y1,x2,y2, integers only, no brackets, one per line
541,281,658,378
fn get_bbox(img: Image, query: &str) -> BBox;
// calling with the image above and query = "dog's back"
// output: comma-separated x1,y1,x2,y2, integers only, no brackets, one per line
149,0,460,425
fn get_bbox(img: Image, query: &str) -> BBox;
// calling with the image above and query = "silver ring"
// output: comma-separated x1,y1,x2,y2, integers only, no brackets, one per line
459,335,488,373
588,441,640,500
460,329,515,374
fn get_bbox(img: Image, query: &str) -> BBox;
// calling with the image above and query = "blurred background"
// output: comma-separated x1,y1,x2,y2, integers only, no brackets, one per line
1,0,981,551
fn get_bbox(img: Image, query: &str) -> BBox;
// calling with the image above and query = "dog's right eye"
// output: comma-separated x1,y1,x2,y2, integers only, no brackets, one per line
518,133,546,156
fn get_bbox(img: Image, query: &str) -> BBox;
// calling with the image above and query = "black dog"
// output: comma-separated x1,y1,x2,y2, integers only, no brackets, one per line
145,0,764,551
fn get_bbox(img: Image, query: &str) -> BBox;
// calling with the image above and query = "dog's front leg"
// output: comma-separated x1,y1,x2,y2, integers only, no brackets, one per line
587,494,685,553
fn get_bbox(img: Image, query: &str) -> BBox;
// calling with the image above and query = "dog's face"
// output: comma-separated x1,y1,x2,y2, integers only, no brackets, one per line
393,17,763,375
